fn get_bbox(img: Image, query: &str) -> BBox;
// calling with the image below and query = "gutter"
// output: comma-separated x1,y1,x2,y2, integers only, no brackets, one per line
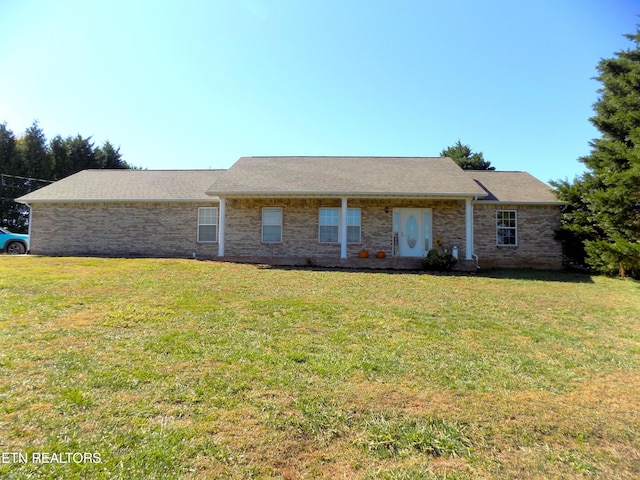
474,200,566,206
204,192,488,200
15,197,222,204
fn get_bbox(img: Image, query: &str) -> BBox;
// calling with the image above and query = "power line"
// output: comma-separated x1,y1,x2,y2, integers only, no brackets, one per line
0,173,54,184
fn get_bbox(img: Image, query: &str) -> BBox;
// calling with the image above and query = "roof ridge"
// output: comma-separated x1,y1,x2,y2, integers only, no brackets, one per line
466,170,528,173
243,156,447,159
82,168,228,172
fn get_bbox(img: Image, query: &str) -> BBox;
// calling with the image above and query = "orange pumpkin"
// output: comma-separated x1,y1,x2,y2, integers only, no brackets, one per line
359,249,369,258
376,251,386,259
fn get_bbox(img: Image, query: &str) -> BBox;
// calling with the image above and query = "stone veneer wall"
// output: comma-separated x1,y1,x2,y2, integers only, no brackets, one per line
29,202,219,257
473,203,563,269
223,198,468,258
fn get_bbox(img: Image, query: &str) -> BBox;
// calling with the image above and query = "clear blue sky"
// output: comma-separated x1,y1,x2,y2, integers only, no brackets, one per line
1,0,638,182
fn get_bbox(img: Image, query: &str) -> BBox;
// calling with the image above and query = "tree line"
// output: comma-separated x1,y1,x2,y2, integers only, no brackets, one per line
0,121,134,232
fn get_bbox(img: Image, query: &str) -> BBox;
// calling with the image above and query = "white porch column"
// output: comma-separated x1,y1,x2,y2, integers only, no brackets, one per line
218,197,226,257
465,197,473,260
340,197,348,259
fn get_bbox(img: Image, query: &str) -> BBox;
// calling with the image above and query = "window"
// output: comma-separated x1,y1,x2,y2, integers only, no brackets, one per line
347,208,361,243
262,207,282,243
198,207,218,242
319,208,339,243
319,207,361,243
496,210,517,246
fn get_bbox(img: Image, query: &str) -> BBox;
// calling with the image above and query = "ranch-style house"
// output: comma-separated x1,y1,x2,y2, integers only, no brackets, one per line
17,156,564,270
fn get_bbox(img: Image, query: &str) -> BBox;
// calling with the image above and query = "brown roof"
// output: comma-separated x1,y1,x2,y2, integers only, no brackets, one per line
206,156,487,198
17,169,225,203
467,171,562,204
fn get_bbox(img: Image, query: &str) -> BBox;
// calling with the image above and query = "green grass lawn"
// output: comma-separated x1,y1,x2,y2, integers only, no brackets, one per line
1,257,639,479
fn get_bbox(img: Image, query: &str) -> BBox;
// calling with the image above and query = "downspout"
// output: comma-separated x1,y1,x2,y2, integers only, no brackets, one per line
25,202,32,253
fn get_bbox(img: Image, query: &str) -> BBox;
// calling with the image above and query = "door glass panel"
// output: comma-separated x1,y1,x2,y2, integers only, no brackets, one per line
424,211,431,251
406,215,418,248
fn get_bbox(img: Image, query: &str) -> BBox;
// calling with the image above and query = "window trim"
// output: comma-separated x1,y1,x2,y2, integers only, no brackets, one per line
496,210,518,247
262,207,283,243
197,207,218,243
318,207,361,244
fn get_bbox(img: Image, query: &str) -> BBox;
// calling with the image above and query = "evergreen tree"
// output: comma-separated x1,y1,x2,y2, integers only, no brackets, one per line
440,140,494,170
16,121,53,179
66,134,97,172
96,140,128,169
0,124,19,228
0,120,132,231
50,135,72,180
554,25,640,278
0,123,18,174
0,123,42,231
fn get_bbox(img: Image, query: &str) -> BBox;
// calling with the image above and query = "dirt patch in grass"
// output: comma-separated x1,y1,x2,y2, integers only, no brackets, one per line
568,370,640,413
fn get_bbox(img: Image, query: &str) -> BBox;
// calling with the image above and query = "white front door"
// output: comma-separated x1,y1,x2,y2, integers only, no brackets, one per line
397,208,432,257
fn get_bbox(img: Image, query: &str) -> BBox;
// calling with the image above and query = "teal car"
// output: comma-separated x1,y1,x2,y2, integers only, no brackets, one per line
0,227,29,254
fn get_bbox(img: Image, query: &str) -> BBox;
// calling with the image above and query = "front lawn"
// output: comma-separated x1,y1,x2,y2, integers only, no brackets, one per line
1,257,638,479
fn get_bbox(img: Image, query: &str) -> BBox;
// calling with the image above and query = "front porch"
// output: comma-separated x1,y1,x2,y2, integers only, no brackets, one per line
217,197,475,261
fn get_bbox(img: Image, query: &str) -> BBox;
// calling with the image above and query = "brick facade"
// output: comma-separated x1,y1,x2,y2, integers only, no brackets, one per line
28,199,563,269
473,203,563,269
29,202,219,258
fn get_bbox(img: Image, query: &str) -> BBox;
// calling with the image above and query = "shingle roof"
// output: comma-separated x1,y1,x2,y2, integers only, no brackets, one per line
15,160,562,205
17,169,225,203
467,171,563,204
205,156,488,197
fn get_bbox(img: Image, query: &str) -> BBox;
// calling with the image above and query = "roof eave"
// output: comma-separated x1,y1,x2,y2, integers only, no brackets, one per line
17,197,221,204
474,200,566,205
206,191,488,199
